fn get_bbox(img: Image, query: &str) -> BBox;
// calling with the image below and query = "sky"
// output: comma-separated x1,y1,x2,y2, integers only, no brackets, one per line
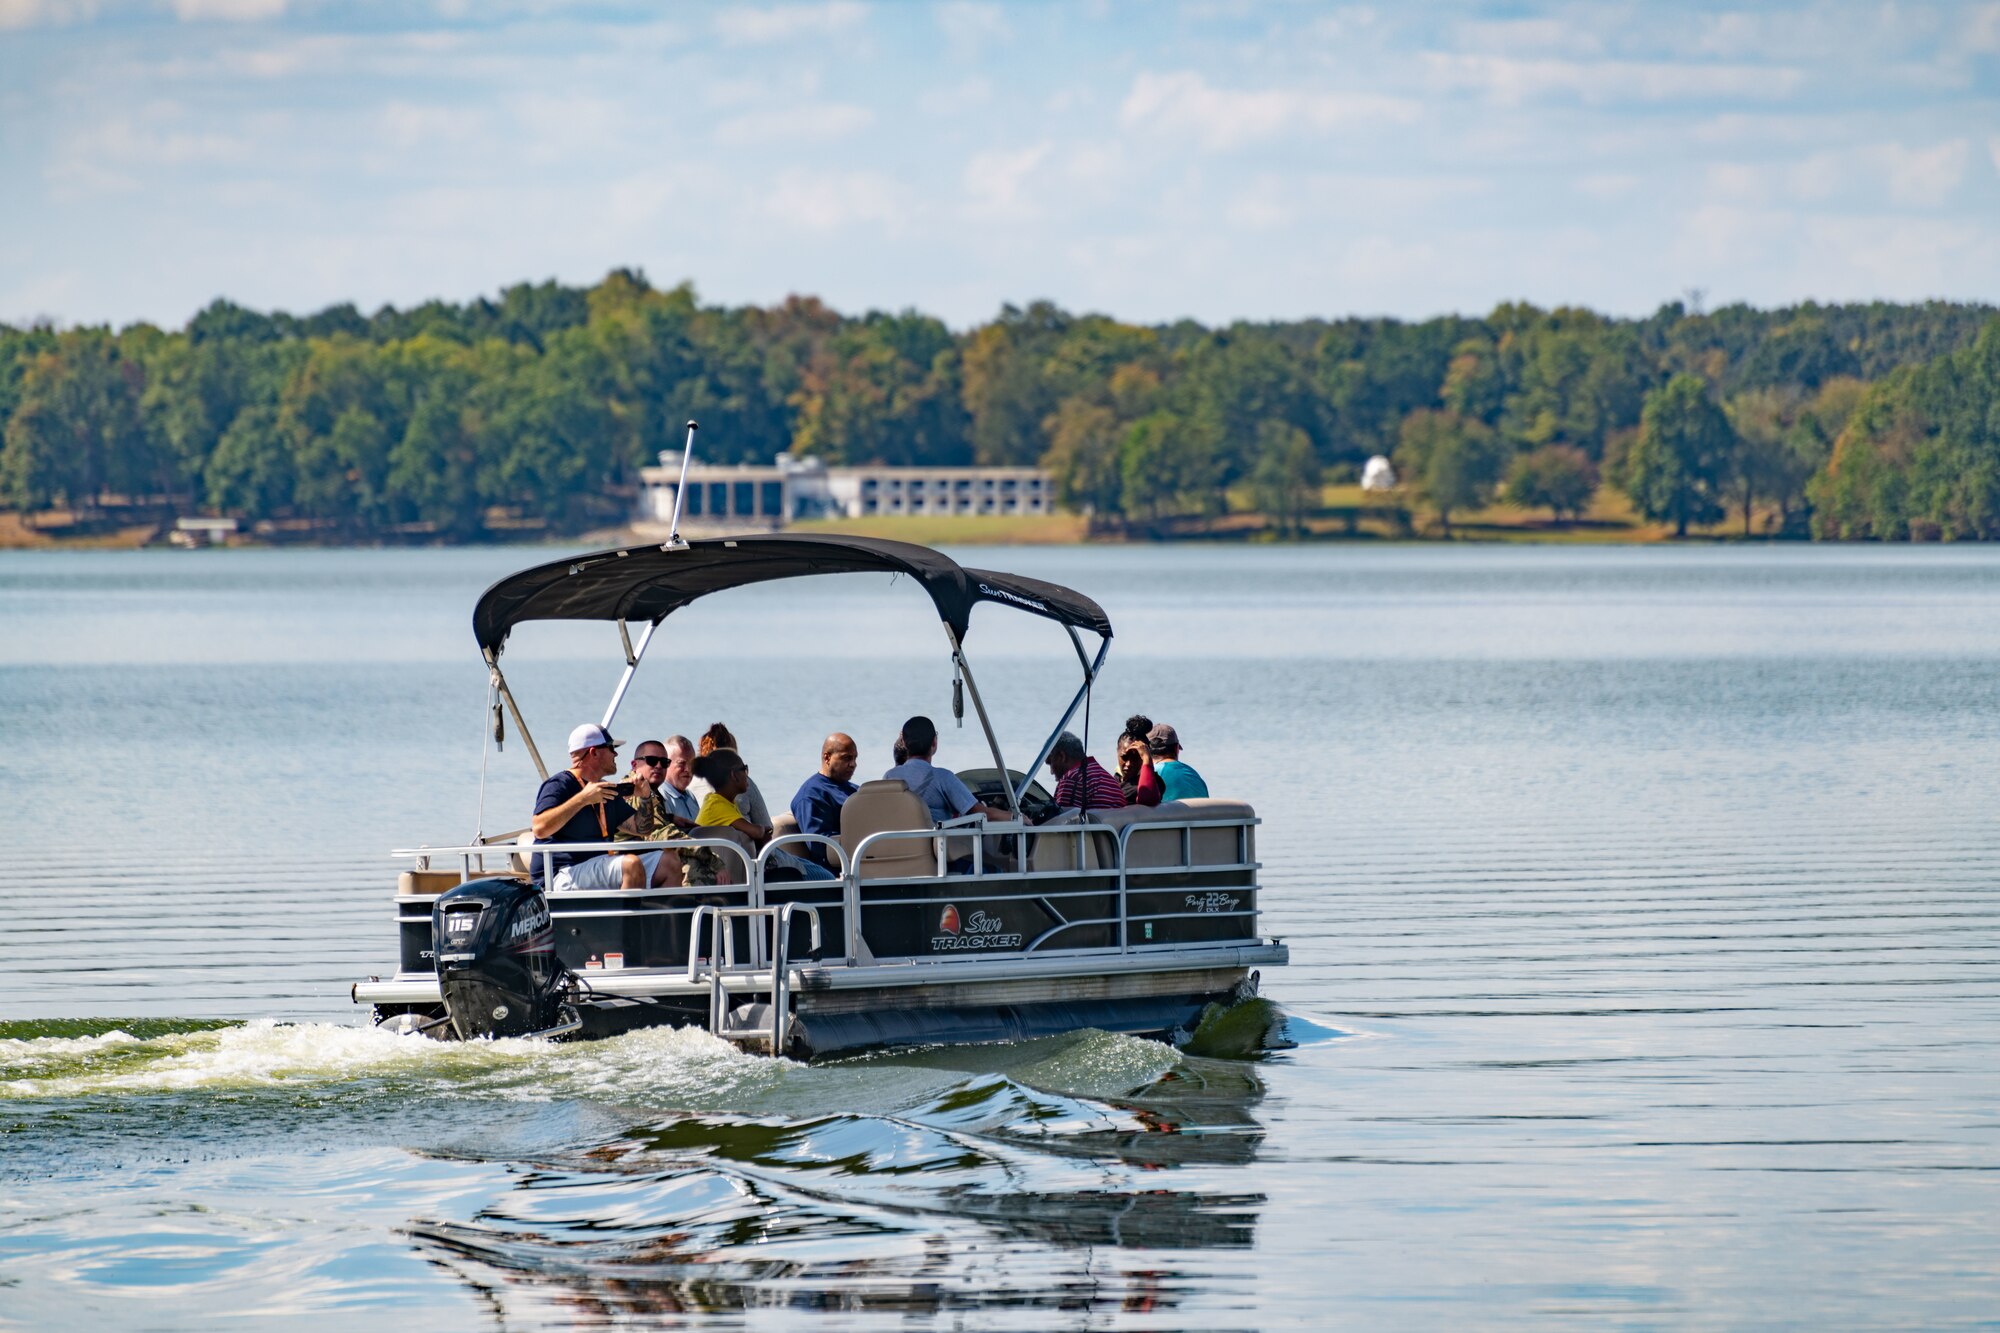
2,0,1998,331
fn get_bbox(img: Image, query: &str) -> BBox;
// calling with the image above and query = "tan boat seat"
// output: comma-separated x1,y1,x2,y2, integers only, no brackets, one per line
771,811,799,839
1087,798,1257,868
1026,808,1114,872
840,779,937,880
397,868,466,895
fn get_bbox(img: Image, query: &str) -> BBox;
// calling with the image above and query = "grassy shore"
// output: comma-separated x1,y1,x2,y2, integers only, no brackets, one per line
0,490,1794,550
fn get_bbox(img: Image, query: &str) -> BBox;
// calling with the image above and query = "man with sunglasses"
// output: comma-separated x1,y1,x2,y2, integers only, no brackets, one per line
529,723,682,891
626,738,698,836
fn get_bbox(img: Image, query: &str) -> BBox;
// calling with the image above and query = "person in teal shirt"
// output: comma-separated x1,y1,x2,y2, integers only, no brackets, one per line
1146,723,1209,800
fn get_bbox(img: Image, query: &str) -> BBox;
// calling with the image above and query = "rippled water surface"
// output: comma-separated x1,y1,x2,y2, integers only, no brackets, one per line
3,544,1999,1329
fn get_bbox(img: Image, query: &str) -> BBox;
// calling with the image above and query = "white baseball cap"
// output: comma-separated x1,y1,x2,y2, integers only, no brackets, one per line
567,722,620,754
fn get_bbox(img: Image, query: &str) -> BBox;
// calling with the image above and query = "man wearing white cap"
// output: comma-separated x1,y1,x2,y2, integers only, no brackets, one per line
529,722,683,890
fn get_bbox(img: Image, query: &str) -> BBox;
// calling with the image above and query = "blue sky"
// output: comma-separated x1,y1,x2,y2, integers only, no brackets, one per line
3,0,1997,329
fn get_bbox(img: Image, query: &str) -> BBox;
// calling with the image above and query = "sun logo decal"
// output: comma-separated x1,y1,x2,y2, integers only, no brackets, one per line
939,904,961,935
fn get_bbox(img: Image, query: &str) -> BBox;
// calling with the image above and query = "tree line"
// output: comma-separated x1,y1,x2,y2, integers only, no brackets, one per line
2,268,1996,540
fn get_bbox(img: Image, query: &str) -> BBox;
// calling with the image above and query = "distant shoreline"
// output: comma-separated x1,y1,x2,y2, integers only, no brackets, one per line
0,489,1819,551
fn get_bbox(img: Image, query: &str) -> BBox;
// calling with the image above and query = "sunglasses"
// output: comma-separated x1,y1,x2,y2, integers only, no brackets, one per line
635,755,668,767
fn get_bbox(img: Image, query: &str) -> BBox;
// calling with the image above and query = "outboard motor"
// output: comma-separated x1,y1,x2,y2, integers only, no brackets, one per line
432,878,574,1040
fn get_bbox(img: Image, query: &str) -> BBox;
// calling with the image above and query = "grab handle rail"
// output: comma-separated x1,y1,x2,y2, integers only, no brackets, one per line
396,837,755,894
685,903,821,1055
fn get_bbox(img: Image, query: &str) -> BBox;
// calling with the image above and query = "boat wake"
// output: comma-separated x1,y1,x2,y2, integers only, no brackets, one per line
1,1017,1284,1322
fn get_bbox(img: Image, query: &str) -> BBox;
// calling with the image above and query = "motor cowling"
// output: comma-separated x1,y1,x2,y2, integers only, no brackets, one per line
432,878,568,1040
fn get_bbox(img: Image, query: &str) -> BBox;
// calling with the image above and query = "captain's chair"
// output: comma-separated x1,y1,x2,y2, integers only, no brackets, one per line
839,779,936,879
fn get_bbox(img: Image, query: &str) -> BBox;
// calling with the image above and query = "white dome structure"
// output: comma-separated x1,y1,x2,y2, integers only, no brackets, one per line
1360,455,1397,492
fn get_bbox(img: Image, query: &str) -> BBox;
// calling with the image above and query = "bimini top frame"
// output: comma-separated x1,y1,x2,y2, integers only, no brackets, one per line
473,533,1111,654
469,532,1114,819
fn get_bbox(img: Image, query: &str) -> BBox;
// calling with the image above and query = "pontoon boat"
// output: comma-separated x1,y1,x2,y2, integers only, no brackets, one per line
352,522,1285,1058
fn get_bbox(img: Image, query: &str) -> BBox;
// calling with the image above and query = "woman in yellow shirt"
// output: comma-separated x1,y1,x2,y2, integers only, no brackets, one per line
693,752,835,882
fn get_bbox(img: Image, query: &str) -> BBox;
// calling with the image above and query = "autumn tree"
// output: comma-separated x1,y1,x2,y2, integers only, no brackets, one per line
1503,445,1599,524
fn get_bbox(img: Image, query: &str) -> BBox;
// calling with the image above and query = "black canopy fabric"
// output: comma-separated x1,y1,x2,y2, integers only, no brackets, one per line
472,533,1113,654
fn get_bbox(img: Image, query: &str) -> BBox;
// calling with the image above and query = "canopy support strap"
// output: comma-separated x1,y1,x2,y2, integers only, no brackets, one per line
946,627,1017,818
1014,633,1113,810
474,673,495,844
485,649,547,779
601,618,658,735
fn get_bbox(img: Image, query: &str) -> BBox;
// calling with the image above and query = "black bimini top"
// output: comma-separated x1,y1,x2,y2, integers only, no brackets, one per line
472,533,1113,655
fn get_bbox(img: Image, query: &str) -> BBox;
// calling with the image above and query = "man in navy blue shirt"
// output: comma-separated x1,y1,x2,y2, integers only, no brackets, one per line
531,723,683,890
789,732,858,870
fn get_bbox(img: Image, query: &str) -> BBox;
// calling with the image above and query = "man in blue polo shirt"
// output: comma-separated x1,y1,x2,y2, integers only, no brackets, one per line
883,715,1008,824
531,723,683,890
789,732,859,870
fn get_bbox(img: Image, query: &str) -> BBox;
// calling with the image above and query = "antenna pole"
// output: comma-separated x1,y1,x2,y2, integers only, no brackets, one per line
665,419,699,550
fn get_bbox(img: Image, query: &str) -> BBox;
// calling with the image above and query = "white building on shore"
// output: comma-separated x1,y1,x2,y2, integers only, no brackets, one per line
636,453,1054,534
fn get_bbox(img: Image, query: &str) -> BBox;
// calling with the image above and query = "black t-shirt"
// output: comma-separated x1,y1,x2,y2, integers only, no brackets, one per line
532,771,634,876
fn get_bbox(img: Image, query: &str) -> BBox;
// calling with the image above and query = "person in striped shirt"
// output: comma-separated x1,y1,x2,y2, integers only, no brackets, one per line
1044,731,1127,815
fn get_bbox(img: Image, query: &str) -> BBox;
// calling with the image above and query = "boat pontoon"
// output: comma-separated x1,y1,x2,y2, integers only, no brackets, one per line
352,524,1286,1059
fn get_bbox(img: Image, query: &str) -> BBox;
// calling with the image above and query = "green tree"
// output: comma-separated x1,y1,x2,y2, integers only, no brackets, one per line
1042,397,1125,519
1249,420,1323,537
1625,375,1733,536
387,395,480,539
0,331,150,513
204,405,294,516
1503,445,1599,524
962,301,1071,465
1118,408,1223,522
1811,319,2000,540
1394,408,1506,535
790,313,967,465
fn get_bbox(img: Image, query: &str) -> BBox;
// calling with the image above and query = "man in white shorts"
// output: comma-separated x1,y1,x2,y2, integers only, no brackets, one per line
529,723,683,890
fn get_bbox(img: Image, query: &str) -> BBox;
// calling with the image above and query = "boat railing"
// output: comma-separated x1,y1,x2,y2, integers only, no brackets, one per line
1110,816,1263,950
841,814,1261,963
391,808,1262,972
756,833,851,877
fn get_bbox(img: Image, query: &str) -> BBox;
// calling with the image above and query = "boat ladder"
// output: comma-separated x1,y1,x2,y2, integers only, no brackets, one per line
685,903,820,1056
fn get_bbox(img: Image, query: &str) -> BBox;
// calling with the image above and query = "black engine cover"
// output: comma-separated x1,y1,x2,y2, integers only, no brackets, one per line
432,878,566,1040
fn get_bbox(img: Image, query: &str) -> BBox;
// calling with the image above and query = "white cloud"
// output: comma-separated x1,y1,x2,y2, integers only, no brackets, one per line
378,101,485,151
1451,16,1602,58
1119,70,1417,151
1882,138,1969,206
765,168,907,230
173,0,287,20
1783,152,1841,202
45,159,139,198
1424,52,1804,104
0,0,94,28
69,113,253,167
1705,161,1759,200
919,75,991,115
962,142,1047,215
1224,177,1292,230
507,92,628,165
1575,172,1641,200
935,1,1008,56
1707,140,1970,210
715,102,873,146
1968,3,2000,52
713,1,865,46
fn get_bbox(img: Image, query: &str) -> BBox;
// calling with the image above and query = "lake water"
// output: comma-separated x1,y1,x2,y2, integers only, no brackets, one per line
3,544,1998,1329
